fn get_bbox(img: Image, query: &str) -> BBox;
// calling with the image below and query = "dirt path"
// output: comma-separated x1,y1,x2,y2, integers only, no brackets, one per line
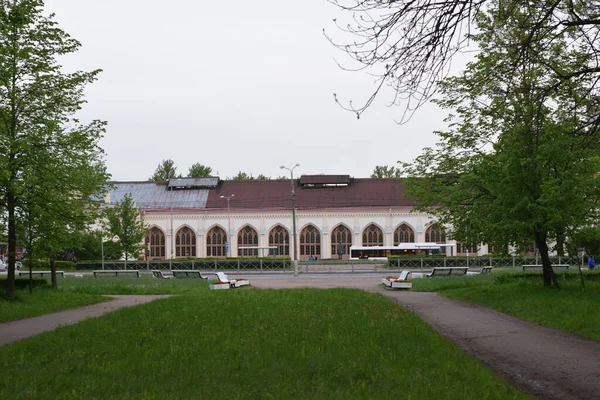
0,295,172,347
251,276,600,400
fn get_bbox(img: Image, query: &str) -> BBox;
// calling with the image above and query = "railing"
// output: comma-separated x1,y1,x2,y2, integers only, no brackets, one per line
78,255,582,274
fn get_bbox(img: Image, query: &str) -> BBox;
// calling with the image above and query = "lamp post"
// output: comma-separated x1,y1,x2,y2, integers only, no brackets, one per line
220,194,234,257
280,163,299,276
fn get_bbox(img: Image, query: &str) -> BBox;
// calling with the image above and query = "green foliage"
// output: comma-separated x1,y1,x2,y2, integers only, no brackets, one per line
149,159,180,181
401,1,600,287
187,163,212,178
230,171,254,180
0,277,48,291
23,260,76,270
102,194,147,261
371,165,401,178
56,230,120,262
567,226,600,257
0,0,110,297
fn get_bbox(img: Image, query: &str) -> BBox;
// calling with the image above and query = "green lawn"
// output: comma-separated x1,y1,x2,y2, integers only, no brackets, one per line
0,288,527,399
438,272,600,341
0,287,110,323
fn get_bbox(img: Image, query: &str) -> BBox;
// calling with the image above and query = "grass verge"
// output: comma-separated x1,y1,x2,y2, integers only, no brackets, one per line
0,288,110,323
0,288,526,399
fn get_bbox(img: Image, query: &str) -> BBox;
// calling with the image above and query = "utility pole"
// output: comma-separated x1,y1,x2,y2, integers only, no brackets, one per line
280,164,300,276
220,194,234,257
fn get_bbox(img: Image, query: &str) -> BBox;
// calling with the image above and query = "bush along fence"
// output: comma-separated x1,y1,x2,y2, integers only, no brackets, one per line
386,255,582,270
76,258,293,273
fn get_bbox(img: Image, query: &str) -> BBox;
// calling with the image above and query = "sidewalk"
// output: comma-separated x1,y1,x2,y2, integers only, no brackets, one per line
0,295,172,347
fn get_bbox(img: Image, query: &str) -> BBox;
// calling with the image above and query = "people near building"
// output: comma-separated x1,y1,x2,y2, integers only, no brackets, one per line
588,255,595,270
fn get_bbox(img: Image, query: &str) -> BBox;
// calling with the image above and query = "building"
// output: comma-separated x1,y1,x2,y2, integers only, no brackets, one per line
104,175,488,260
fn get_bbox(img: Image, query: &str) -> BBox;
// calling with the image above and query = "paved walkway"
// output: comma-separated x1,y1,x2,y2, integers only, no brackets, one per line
0,295,172,347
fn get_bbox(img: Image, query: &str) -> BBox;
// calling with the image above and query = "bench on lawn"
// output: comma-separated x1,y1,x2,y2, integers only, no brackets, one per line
18,271,64,278
171,270,208,279
467,266,493,275
426,267,468,278
522,264,569,272
151,270,174,279
93,270,140,278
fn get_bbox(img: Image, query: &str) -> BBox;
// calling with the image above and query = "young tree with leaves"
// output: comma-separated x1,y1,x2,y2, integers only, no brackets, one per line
371,165,401,179
401,1,600,288
102,194,147,264
0,0,109,297
149,159,180,181
187,163,212,178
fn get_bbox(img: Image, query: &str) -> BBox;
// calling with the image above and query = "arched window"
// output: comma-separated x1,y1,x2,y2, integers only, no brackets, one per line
331,225,352,257
206,226,227,257
425,223,446,254
238,226,259,257
362,224,383,246
299,225,320,259
268,225,289,256
175,227,196,257
145,227,165,259
394,224,415,245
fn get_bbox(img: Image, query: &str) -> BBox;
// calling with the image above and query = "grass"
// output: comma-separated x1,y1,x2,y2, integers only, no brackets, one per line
0,288,110,323
439,272,600,341
0,288,527,399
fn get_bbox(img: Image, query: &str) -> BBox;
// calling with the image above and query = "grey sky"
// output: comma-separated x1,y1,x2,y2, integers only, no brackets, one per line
45,0,455,181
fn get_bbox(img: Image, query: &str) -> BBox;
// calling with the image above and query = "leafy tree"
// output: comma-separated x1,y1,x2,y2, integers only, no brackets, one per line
187,163,212,178
256,174,271,180
328,0,600,123
371,165,401,179
0,0,109,297
401,1,600,288
102,194,147,264
149,159,180,181
230,171,255,180
567,227,600,260
56,230,121,262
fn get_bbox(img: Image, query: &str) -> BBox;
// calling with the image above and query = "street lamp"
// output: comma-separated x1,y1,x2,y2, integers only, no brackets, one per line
220,194,234,257
280,163,300,276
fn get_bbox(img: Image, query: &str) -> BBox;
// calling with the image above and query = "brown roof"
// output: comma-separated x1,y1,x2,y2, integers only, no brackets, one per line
205,178,415,211
299,175,351,185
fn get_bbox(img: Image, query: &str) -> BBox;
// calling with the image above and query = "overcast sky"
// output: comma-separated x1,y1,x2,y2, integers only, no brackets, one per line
45,0,461,181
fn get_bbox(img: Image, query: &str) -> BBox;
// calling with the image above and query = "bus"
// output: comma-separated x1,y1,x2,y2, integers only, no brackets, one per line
349,243,445,260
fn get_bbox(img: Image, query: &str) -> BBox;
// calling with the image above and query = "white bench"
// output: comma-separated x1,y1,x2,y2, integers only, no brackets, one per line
467,266,493,275
171,270,208,279
18,271,64,278
93,270,140,278
426,267,468,277
151,270,174,279
522,264,569,272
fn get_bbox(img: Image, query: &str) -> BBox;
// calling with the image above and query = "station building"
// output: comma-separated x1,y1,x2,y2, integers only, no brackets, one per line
104,175,486,260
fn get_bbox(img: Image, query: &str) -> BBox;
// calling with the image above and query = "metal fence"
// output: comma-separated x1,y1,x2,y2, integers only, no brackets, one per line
78,255,583,274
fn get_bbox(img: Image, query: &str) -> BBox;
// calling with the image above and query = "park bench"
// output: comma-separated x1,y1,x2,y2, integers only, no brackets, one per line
467,266,493,275
92,270,140,278
18,271,64,278
522,264,569,272
171,270,208,279
151,270,174,279
425,267,468,278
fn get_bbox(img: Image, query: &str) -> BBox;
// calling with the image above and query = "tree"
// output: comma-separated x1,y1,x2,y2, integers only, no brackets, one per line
401,1,600,288
56,230,121,262
371,165,401,179
187,163,212,178
327,0,600,123
0,0,109,297
230,171,255,180
149,159,180,181
102,194,147,264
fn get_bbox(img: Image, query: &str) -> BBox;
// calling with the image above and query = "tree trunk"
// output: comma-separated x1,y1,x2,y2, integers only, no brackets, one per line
536,233,560,289
5,190,16,298
50,258,57,289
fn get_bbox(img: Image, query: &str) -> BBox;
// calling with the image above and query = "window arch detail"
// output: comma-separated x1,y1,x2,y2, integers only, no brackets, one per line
299,225,321,259
268,225,289,256
394,224,415,245
145,227,165,259
237,225,259,257
175,226,196,257
331,225,352,257
206,226,227,257
362,224,383,246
